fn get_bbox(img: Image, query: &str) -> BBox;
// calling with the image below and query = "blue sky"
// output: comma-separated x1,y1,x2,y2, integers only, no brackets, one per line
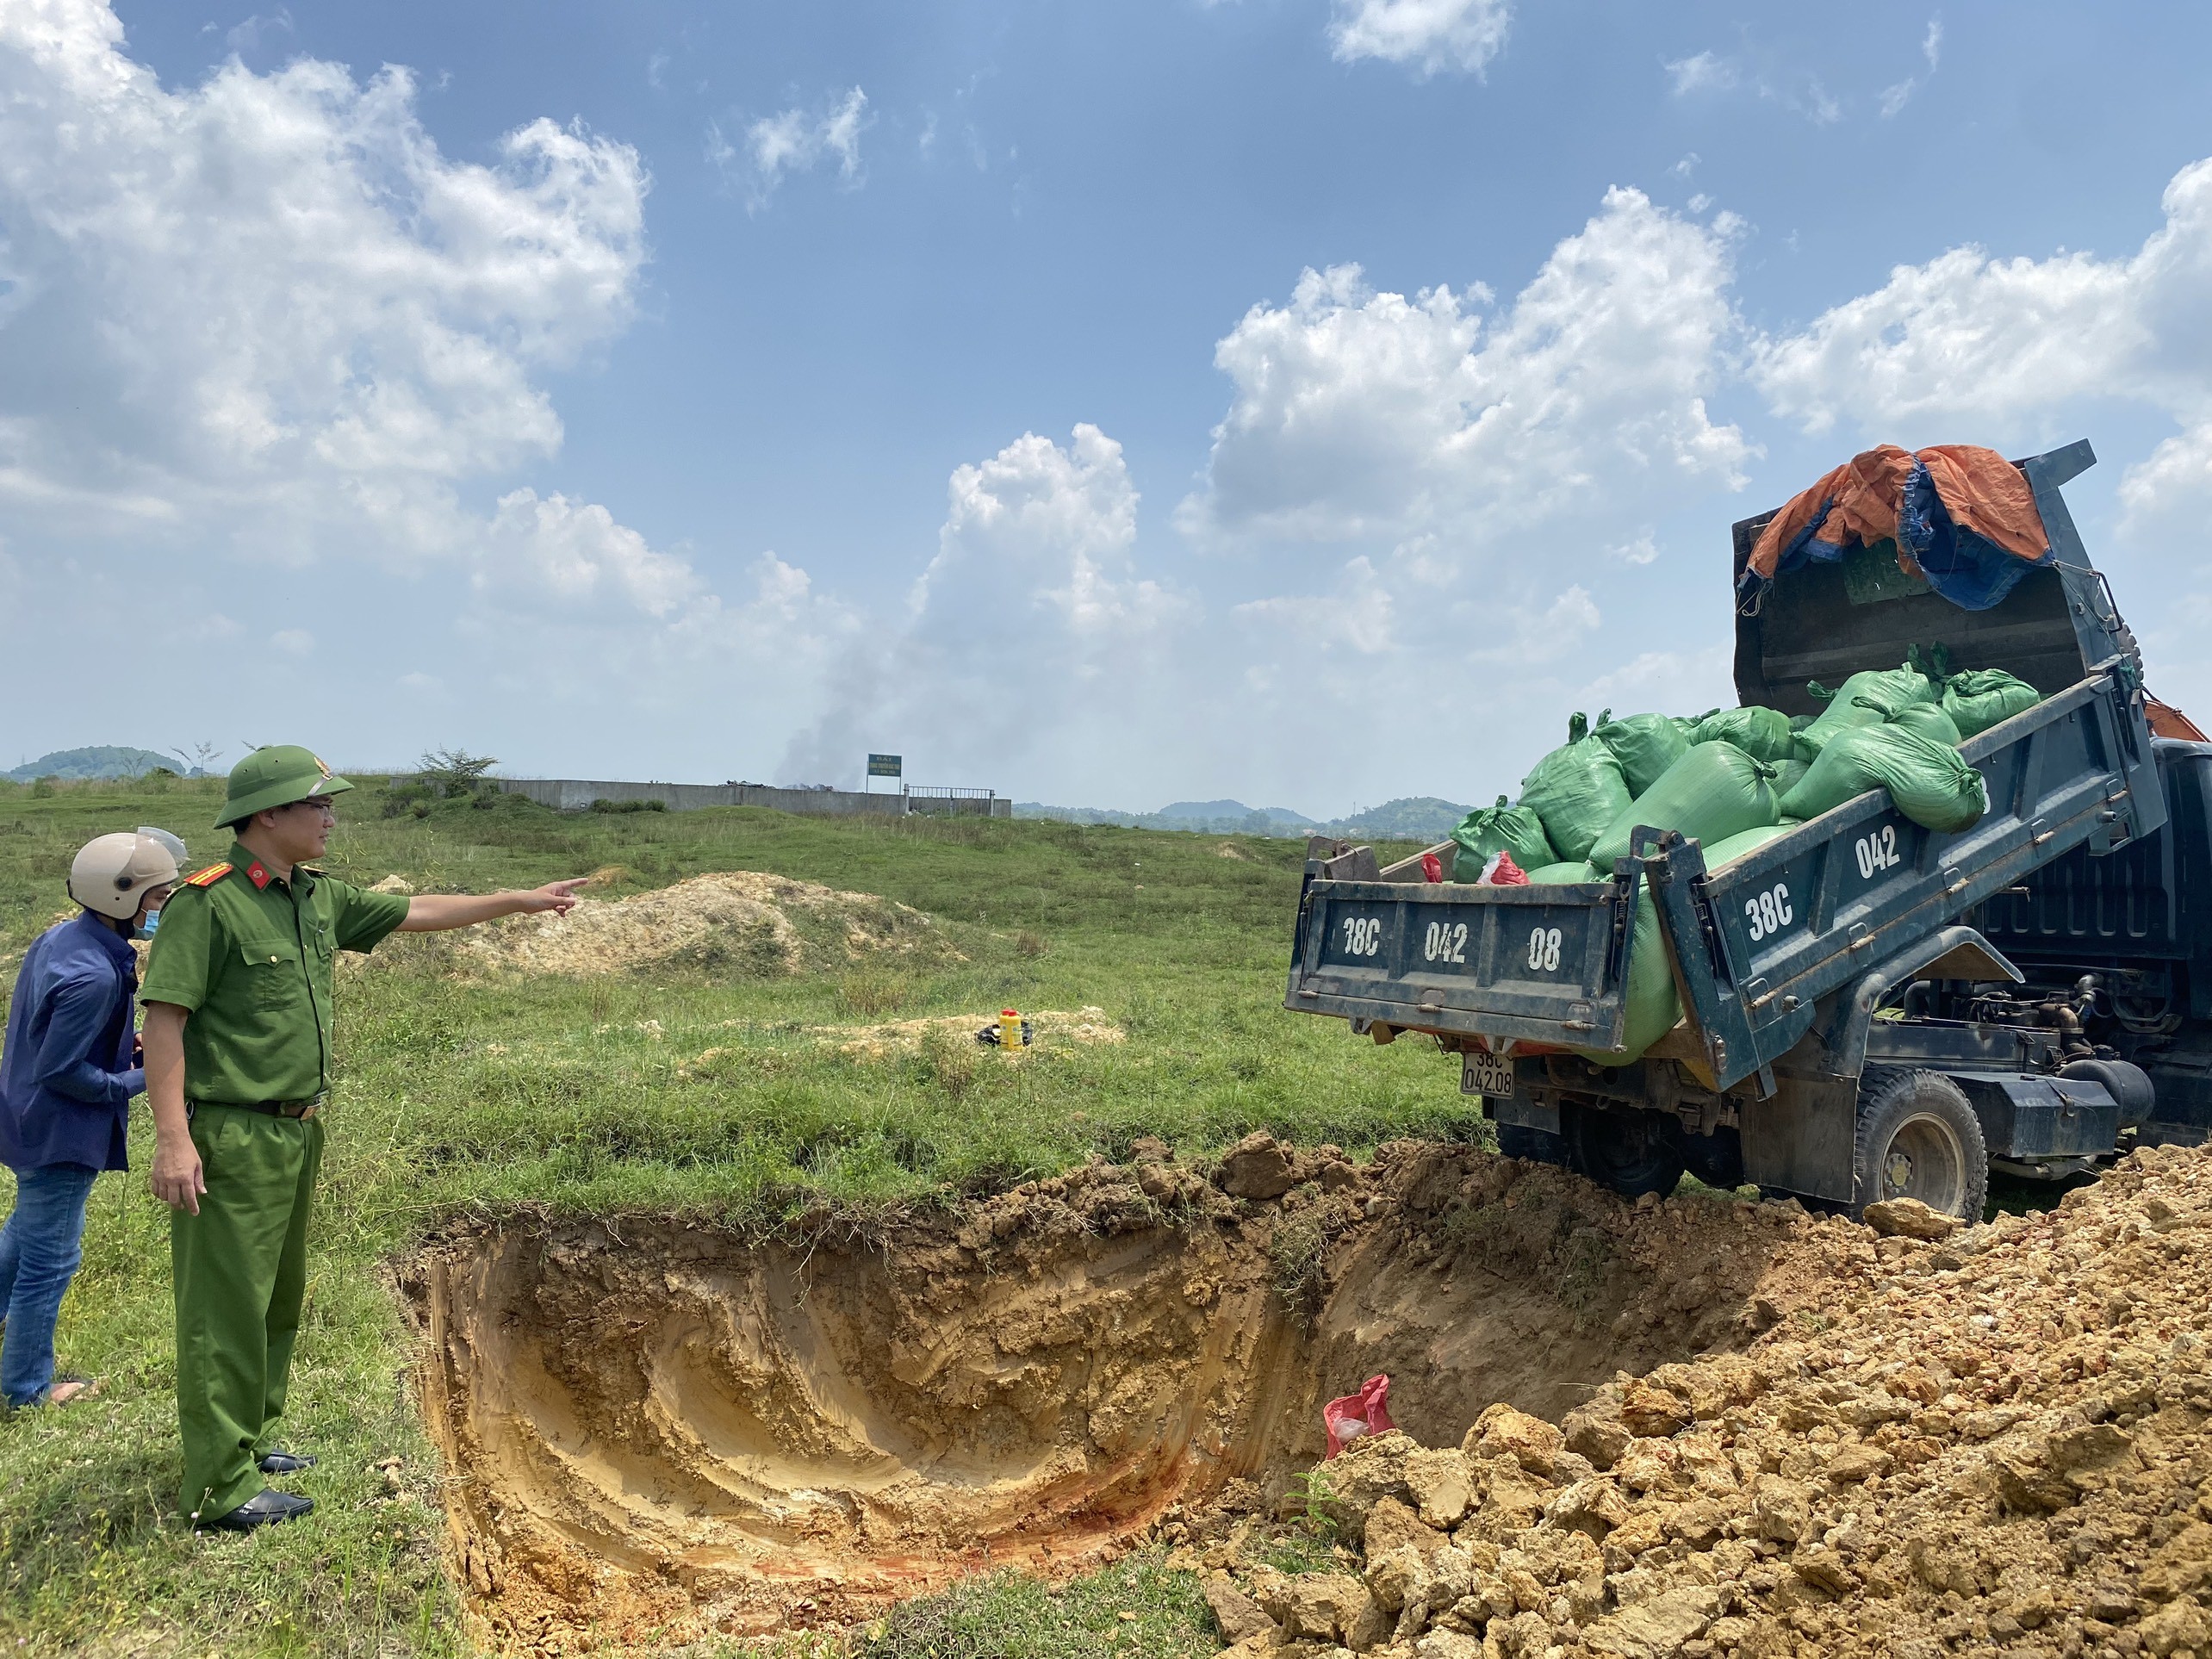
5,1,2212,814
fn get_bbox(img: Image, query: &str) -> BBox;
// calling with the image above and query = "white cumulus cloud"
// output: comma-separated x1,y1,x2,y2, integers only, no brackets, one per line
1327,0,1513,78
1665,51,1737,96
1178,186,1752,557
782,425,1190,792
709,87,871,211
1878,17,1947,117
1662,45,1841,125
1752,160,2212,438
482,490,706,620
0,0,649,568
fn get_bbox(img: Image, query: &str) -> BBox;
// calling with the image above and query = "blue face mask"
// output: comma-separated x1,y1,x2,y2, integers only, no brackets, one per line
137,909,161,940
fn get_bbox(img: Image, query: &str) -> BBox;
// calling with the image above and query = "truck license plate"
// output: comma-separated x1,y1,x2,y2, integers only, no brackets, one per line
1461,1050,1514,1099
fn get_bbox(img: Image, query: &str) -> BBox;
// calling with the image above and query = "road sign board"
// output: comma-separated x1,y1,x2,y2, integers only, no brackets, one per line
867,753,903,778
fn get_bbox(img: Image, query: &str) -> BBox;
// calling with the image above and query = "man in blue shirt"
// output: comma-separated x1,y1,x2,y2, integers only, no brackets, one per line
0,828,183,1407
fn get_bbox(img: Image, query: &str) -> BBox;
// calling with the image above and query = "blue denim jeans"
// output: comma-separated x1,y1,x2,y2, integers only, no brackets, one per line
0,1163,101,1407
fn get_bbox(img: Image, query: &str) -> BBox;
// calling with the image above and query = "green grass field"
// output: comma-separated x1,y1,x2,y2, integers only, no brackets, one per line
0,774,1480,1656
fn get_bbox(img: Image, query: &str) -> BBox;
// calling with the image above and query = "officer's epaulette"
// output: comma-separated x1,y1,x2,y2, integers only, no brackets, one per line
183,862,233,889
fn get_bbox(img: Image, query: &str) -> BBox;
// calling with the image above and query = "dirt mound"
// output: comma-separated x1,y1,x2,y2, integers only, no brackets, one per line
1187,1141,2212,1659
450,871,960,979
822,1005,1126,1059
409,1138,1826,1649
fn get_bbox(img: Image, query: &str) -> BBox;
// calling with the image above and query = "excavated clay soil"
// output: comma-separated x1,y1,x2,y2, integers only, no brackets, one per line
448,871,963,979
408,1137,1824,1649
1187,1144,2212,1659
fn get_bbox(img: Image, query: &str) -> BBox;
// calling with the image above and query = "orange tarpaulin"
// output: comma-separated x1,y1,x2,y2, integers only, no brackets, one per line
1749,444,2051,583
2147,698,2209,743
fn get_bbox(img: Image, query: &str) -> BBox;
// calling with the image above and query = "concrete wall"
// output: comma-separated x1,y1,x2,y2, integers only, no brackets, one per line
495,779,1010,818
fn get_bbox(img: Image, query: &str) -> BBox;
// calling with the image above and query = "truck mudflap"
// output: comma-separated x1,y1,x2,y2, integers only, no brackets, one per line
1288,871,1638,1052
1642,668,2167,1095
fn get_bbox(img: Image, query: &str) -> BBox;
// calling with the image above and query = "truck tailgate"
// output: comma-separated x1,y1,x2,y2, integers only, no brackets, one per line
1289,875,1635,1050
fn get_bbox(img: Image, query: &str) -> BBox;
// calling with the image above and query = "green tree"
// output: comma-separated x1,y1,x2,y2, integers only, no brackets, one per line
417,747,501,799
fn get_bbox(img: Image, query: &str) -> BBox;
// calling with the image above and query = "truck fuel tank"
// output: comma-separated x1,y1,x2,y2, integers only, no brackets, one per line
1948,1071,2122,1159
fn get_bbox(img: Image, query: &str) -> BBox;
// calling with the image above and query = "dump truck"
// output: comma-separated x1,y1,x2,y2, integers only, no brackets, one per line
1284,440,2208,1222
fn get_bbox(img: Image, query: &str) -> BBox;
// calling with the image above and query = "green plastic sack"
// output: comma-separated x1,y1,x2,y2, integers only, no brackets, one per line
1519,713,1633,865
1855,693,1962,749
1703,823,1795,869
1585,741,1782,869
1772,757,1811,798
1574,891,1680,1066
1796,661,1938,757
1525,861,1600,885
1593,709,1691,797
1779,724,1990,833
1942,668,2041,738
1689,705,1799,766
1451,796,1556,879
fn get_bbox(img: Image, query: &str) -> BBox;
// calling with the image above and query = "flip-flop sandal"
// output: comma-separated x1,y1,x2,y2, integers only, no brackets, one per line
46,1375,100,1406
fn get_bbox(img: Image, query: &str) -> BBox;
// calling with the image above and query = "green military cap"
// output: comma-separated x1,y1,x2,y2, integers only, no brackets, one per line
215,745,353,828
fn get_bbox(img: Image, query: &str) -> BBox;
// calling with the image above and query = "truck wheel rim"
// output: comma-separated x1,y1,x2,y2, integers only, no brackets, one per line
1880,1111,1966,1215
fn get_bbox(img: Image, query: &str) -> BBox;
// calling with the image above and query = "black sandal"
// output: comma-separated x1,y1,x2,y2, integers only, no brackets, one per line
196,1488,314,1532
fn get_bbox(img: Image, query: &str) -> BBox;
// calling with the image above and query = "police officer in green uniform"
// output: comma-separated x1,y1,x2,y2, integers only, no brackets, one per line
140,747,581,1531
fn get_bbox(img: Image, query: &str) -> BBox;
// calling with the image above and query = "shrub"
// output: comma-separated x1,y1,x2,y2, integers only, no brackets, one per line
417,747,500,798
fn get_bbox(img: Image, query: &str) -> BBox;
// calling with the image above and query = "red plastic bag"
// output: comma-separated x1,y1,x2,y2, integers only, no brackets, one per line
1476,849,1529,886
1323,1374,1395,1458
1420,851,1444,882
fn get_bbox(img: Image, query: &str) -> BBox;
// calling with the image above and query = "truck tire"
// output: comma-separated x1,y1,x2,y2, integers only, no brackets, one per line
1564,1103,1687,1199
1853,1066,1988,1224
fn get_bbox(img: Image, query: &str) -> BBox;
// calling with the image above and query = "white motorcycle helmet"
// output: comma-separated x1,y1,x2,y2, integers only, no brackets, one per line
68,829,185,920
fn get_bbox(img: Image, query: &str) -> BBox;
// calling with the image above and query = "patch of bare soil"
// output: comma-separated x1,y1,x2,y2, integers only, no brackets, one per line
818,1005,1126,1060
448,872,962,979
408,1137,1818,1650
1191,1143,2212,1659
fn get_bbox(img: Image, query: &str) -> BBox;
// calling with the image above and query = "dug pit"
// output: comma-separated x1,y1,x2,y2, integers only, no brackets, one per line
410,1140,1828,1647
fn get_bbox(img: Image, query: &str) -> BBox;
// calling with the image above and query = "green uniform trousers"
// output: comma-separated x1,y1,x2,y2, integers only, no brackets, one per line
171,1104,324,1524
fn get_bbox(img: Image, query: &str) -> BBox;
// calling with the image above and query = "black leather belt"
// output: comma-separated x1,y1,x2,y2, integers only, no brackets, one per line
189,1096,325,1120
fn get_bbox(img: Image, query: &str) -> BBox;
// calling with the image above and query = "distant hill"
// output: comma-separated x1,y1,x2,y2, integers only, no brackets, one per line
1016,795,1469,842
1158,799,1317,829
1332,797,1470,840
7,746,190,782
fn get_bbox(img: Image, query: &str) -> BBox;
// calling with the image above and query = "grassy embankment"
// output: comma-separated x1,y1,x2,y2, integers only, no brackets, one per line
0,774,1480,1656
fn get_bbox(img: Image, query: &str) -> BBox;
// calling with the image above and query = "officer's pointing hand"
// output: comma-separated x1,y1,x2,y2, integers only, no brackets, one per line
514,879,587,917
152,1137,207,1215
